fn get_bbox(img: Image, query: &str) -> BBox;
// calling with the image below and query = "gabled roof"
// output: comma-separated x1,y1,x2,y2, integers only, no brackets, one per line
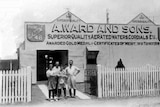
25,11,158,25
128,13,156,25
51,11,86,24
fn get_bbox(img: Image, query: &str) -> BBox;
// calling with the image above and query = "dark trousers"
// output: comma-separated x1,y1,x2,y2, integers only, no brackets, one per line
69,89,76,97
58,88,66,97
55,76,59,96
49,89,55,99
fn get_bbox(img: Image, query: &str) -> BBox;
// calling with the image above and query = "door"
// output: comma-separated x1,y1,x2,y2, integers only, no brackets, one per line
37,50,68,81
85,48,99,96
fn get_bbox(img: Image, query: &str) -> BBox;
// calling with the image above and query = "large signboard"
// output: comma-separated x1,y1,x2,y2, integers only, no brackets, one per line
26,12,160,46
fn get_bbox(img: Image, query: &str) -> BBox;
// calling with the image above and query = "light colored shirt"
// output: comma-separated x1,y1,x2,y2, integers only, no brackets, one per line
65,66,80,76
53,66,60,73
46,66,60,77
46,69,54,77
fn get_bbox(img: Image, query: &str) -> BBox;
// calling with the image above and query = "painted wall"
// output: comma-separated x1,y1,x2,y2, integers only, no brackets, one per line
19,50,37,83
96,45,160,68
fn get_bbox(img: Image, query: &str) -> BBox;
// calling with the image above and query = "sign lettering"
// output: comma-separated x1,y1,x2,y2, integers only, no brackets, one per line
26,23,160,46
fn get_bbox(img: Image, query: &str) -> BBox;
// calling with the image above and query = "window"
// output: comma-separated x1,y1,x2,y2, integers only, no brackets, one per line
87,51,98,64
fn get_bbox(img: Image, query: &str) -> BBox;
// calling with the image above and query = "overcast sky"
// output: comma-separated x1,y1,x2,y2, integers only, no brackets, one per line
0,0,160,59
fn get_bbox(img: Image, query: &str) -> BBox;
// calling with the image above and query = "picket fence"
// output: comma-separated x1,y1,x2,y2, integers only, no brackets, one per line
0,66,32,104
97,65,160,98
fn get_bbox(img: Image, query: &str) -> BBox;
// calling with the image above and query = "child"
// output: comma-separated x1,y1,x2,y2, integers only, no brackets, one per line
46,63,59,101
57,66,68,99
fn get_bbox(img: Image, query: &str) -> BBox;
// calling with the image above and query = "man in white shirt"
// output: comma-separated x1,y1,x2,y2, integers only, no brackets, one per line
52,61,61,99
46,63,59,101
65,60,80,98
53,61,61,73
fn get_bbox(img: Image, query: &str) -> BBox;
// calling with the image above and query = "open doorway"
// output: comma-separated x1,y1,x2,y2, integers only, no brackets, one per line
37,50,68,81
85,47,99,96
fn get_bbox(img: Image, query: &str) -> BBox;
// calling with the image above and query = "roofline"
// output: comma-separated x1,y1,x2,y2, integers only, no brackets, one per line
25,21,128,25
127,12,156,25
24,11,158,25
25,11,87,24
24,22,159,26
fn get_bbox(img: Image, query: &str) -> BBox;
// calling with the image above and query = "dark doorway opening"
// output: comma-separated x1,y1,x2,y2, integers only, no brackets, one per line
37,50,68,81
85,47,99,96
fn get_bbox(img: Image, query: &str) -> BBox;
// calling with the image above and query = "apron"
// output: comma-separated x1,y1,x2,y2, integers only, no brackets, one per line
47,76,58,90
58,75,68,89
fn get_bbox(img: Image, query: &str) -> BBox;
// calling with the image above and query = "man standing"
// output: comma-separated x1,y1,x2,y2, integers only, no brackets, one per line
52,61,61,99
46,63,59,101
65,60,80,98
53,61,61,73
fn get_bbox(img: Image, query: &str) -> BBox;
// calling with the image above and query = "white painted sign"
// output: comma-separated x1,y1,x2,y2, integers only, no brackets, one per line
26,12,160,46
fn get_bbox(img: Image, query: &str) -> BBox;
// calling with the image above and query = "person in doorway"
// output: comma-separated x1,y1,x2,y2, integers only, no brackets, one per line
52,61,61,100
46,63,59,101
65,60,80,98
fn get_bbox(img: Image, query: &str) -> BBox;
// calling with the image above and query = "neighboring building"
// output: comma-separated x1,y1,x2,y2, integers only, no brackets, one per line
18,11,160,84
0,59,19,70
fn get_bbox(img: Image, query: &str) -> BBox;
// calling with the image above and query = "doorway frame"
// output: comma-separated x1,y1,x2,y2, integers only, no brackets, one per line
36,50,68,81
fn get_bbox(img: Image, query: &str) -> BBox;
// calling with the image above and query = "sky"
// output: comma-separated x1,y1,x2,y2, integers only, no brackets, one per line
0,0,160,59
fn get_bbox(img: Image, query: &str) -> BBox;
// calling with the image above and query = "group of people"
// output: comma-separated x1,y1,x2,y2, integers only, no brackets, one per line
46,60,80,101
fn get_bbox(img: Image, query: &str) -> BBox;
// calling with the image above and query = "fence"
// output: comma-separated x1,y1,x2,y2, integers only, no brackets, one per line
97,64,160,98
0,66,32,104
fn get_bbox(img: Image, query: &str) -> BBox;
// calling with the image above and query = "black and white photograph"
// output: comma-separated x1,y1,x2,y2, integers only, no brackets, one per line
0,0,160,107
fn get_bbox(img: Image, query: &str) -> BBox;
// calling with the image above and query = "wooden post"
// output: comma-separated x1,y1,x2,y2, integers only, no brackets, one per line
102,66,104,97
6,70,8,103
18,69,20,102
116,69,118,97
27,66,31,102
111,69,114,97
21,68,24,102
2,70,5,103
97,64,102,98
11,71,14,103
104,67,106,97
24,68,27,102
150,67,153,96
15,70,17,102
106,68,109,97
157,67,159,95
114,69,116,97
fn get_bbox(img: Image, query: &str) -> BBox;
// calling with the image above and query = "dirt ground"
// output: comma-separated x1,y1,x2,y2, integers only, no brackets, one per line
1,84,160,107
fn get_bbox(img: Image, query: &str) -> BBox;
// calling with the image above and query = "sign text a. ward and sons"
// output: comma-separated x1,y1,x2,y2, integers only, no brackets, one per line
47,24,157,43
51,24,151,34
